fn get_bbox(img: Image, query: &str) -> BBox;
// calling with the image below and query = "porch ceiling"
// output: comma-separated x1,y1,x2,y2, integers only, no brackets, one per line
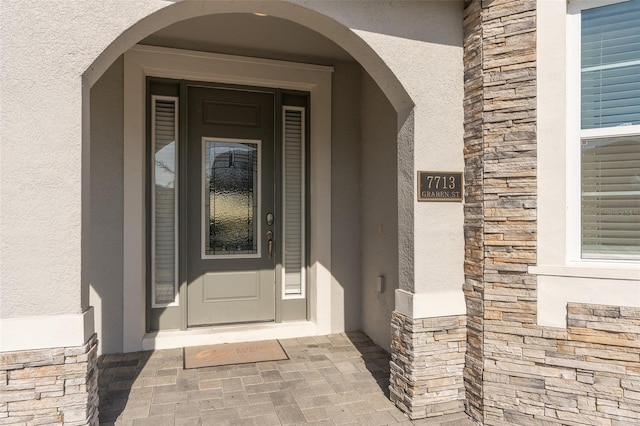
141,13,354,64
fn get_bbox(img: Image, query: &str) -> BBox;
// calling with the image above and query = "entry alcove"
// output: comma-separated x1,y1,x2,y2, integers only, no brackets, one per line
89,11,400,355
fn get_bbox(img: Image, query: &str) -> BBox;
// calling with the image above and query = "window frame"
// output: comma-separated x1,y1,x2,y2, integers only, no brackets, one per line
532,0,640,330
567,0,640,262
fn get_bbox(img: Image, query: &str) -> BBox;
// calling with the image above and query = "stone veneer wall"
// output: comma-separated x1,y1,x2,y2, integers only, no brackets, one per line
0,335,99,425
486,302,640,425
463,1,640,425
462,0,539,423
389,312,467,419
480,302,640,424
470,0,539,423
462,0,485,420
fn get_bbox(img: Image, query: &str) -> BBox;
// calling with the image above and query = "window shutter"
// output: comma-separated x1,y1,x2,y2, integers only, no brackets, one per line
283,108,305,297
153,97,178,306
581,136,640,258
581,0,640,129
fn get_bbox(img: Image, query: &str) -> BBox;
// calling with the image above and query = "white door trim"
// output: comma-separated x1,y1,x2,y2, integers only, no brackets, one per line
123,45,333,352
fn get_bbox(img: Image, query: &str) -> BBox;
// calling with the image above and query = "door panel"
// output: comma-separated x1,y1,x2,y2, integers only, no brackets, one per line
187,86,275,326
202,272,260,301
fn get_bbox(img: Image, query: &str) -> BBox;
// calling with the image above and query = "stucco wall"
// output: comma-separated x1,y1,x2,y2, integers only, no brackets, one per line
317,0,465,300
360,73,398,351
1,3,85,318
408,2,465,300
1,0,465,351
310,0,465,321
331,61,363,334
89,57,124,355
0,0,167,323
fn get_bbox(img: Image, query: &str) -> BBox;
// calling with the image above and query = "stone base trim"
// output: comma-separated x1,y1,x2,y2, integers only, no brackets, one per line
0,334,99,425
389,311,467,420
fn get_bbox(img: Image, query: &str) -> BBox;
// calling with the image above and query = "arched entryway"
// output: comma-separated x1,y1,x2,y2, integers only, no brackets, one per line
86,2,415,357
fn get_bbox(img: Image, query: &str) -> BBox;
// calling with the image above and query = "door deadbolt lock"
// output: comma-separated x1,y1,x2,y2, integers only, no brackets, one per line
266,212,274,226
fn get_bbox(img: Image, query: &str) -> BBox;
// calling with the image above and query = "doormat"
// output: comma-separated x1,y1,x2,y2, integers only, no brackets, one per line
183,340,288,369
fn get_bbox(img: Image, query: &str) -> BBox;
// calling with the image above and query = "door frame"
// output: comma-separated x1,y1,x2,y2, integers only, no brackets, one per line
123,45,333,351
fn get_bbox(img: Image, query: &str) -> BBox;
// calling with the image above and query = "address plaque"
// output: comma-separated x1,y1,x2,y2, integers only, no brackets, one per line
417,171,463,202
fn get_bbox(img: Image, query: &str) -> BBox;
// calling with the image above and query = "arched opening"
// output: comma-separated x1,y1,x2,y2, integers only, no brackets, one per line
84,2,412,112
87,3,413,355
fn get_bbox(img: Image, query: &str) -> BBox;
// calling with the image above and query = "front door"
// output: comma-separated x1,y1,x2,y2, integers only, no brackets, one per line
186,85,276,326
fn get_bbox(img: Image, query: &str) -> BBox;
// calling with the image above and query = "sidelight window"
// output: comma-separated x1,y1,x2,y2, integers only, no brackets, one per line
151,96,179,306
282,107,306,298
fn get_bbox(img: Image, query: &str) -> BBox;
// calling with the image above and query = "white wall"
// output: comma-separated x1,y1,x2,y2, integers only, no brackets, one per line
408,3,465,301
307,0,466,319
331,62,363,333
0,1,167,316
1,3,87,319
89,57,124,355
361,73,399,351
0,0,167,350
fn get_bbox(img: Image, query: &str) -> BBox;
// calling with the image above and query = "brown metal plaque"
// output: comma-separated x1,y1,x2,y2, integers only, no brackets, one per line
418,171,463,202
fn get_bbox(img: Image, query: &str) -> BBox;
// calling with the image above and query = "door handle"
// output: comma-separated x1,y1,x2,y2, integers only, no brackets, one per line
266,230,274,259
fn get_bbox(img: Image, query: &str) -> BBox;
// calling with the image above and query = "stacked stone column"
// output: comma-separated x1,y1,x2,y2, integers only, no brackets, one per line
390,312,467,419
0,335,99,424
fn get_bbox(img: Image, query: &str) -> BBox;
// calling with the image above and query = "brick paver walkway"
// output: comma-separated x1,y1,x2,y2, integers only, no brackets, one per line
98,332,475,425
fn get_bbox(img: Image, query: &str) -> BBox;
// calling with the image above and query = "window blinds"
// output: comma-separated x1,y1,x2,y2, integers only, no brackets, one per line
580,0,640,258
581,136,640,257
283,108,305,297
153,97,178,305
581,0,640,129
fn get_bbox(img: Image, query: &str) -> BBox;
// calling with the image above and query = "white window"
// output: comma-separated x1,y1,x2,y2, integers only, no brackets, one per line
572,0,640,260
533,0,640,330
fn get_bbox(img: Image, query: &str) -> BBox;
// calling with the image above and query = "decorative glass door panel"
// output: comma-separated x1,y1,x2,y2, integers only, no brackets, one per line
187,85,275,326
203,139,260,258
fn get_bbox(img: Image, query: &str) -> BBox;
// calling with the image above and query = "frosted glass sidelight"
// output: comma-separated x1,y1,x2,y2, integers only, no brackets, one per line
152,97,178,306
203,140,259,257
282,107,305,297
